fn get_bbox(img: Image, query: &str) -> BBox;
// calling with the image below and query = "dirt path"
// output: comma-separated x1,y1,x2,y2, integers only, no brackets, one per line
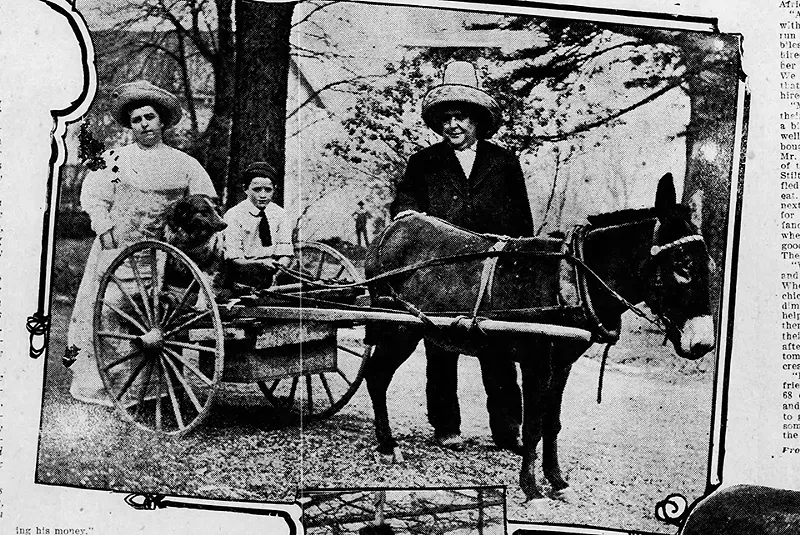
302,339,712,533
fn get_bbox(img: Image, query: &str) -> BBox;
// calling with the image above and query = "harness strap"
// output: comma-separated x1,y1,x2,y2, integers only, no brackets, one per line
597,343,612,404
573,226,620,343
471,237,509,321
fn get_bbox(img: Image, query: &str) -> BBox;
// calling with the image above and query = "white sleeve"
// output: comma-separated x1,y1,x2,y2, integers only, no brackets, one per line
223,209,247,261
187,156,217,198
79,166,115,236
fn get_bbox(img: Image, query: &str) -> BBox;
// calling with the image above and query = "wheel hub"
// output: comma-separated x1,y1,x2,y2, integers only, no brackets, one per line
138,328,164,351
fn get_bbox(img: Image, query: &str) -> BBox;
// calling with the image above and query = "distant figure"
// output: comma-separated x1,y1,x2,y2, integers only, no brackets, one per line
353,201,372,247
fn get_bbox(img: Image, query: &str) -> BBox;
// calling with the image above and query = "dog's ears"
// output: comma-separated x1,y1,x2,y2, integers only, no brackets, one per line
168,198,188,230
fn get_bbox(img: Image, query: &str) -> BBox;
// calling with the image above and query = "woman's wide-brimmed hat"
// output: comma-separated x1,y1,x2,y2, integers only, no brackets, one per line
421,61,502,139
109,80,183,128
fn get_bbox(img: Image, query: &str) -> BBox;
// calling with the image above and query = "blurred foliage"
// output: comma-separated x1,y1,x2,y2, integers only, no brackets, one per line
56,211,93,239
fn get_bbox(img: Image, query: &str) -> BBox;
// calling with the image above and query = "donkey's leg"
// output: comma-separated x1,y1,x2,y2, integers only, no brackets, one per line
365,328,421,459
541,362,573,492
542,342,587,496
518,348,550,501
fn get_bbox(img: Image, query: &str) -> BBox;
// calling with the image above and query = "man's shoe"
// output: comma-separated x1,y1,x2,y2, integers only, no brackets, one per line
434,433,465,450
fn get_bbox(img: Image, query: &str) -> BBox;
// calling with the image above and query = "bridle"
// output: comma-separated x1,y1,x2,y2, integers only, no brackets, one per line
643,230,711,343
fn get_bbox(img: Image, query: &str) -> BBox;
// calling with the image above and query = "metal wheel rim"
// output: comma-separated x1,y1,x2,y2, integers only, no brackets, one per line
291,241,364,285
93,240,224,436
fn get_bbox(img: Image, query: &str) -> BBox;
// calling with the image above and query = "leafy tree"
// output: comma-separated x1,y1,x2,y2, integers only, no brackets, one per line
487,17,741,270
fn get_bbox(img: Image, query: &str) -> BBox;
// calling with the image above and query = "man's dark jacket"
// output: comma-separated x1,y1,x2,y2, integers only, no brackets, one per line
388,138,532,444
391,140,533,237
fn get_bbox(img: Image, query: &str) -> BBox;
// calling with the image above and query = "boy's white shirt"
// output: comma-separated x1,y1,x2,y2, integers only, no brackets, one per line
223,198,294,259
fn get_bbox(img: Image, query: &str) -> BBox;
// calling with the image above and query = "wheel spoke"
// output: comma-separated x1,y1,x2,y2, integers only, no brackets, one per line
163,346,215,387
336,369,353,388
334,264,347,281
115,354,151,401
306,374,314,415
315,255,325,279
129,256,154,327
164,339,217,354
319,373,336,406
257,381,278,408
102,347,143,372
149,250,163,326
337,344,363,358
160,356,186,429
162,279,199,329
266,379,281,396
98,330,139,341
155,360,163,432
102,301,148,334
161,352,203,414
109,274,148,327
163,310,212,338
134,359,156,419
285,377,299,409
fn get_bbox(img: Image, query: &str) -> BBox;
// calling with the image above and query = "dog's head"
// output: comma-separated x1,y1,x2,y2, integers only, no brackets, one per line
169,194,227,246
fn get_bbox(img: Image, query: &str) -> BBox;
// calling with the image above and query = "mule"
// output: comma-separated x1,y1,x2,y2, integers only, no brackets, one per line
362,173,715,501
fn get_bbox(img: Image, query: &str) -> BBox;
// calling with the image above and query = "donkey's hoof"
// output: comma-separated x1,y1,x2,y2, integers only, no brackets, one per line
551,487,576,503
377,447,404,464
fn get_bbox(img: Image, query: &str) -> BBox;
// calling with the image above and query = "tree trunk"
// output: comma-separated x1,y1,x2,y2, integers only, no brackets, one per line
680,34,742,312
191,0,235,200
228,0,295,208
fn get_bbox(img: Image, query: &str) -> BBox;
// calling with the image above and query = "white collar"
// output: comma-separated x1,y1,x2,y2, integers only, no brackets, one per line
246,201,270,216
453,142,477,154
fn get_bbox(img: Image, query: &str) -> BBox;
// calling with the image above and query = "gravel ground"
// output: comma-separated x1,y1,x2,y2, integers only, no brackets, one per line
38,238,713,533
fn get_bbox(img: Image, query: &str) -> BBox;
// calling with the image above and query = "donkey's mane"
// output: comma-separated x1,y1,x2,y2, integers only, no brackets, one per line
586,207,655,228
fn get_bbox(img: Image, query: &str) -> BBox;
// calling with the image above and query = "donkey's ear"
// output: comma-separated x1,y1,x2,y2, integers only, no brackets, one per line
655,173,676,216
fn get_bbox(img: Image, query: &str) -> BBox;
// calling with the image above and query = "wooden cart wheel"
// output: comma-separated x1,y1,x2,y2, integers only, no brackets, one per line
261,241,369,421
93,240,224,436
258,327,372,422
286,241,362,285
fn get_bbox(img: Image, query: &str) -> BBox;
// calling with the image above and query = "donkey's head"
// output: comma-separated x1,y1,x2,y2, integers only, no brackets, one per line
644,173,715,360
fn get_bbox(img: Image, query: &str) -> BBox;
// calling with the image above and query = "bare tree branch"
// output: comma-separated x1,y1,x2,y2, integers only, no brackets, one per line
291,0,340,29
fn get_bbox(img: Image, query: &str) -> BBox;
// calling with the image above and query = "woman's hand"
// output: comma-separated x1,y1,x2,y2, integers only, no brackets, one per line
100,228,116,249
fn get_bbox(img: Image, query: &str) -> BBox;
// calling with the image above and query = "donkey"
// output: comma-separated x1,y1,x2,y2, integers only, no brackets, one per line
363,173,715,501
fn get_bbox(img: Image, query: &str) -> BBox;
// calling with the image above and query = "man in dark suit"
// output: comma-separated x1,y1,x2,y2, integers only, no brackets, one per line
390,61,533,452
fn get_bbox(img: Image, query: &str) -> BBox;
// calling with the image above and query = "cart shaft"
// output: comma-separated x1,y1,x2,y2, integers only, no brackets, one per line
225,305,593,341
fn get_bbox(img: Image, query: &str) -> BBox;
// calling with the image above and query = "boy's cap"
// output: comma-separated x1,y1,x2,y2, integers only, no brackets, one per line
243,162,278,184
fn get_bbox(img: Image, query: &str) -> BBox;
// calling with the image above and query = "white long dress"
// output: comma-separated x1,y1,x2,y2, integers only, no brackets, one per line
67,142,216,405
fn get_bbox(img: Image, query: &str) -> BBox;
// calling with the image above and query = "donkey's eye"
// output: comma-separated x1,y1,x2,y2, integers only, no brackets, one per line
674,269,691,284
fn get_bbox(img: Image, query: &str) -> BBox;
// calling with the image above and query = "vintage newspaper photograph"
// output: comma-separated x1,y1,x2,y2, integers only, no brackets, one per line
2,0,793,533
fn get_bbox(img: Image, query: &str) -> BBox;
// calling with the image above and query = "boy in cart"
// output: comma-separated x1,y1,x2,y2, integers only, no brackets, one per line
224,161,294,288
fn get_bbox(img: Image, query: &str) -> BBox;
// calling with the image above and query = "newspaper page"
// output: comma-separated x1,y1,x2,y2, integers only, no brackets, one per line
0,0,790,533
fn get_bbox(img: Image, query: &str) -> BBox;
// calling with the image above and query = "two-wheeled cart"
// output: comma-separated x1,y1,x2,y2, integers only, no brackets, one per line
93,239,591,436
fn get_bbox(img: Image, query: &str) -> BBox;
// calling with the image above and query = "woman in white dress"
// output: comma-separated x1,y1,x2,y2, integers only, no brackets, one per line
67,80,217,405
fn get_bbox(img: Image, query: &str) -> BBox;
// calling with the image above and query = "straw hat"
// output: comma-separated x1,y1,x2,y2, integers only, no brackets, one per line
421,61,501,138
109,80,183,128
